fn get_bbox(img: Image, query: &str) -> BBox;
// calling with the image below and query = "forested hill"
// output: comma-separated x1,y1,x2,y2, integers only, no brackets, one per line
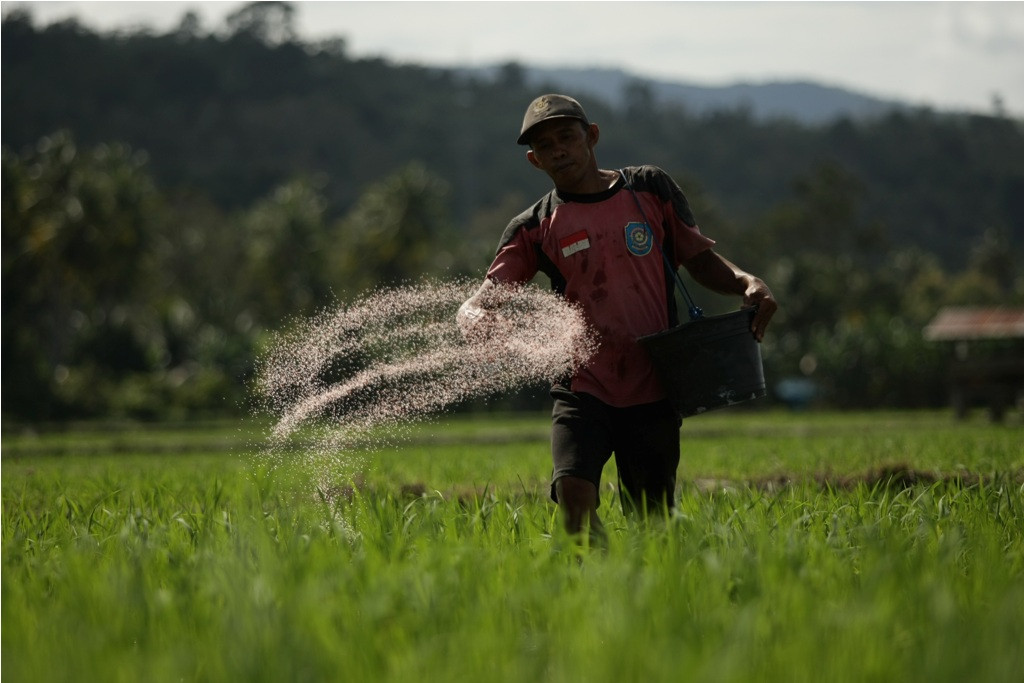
3,7,1022,269
480,66,908,125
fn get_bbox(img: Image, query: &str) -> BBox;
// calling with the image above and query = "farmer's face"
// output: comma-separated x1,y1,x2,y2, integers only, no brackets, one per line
526,119,599,192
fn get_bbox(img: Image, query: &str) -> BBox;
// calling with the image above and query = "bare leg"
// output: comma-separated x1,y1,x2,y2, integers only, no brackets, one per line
555,476,607,548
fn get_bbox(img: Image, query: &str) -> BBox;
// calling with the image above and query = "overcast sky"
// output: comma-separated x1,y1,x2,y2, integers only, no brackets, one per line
7,1,1024,116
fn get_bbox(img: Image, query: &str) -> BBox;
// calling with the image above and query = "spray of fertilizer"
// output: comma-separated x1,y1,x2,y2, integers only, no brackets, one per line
252,279,597,497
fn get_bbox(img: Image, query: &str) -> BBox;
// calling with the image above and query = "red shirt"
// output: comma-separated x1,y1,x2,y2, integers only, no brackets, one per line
486,165,715,407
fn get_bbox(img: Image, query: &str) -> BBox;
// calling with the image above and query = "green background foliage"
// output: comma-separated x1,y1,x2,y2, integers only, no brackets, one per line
2,5,1023,420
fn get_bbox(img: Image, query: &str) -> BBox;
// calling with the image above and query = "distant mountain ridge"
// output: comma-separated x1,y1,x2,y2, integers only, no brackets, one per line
464,65,907,125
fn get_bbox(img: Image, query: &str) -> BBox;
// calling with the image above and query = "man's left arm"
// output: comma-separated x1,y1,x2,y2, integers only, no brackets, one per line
681,249,778,342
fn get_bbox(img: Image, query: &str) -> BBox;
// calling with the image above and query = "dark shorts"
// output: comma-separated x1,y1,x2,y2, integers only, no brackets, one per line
550,385,682,512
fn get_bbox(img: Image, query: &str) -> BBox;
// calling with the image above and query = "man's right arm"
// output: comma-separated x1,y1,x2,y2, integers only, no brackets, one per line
459,205,547,340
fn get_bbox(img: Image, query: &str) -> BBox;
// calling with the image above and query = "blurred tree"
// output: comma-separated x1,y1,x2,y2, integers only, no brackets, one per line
2,131,161,418
757,162,886,333
225,1,297,45
624,79,658,129
750,161,942,407
239,176,337,322
174,11,204,40
332,162,456,296
968,225,1018,295
146,187,261,414
496,62,526,89
753,161,882,261
887,247,950,323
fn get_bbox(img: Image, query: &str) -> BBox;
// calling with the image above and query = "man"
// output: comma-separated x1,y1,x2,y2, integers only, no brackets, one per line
458,94,777,544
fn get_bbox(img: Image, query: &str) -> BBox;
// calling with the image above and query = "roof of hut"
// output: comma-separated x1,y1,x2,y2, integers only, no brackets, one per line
923,307,1024,341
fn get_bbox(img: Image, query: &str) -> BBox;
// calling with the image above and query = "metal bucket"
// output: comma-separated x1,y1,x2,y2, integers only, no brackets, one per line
638,308,765,417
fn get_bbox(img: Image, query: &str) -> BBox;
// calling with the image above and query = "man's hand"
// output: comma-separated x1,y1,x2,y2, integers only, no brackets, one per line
741,277,777,342
682,249,778,342
457,278,511,344
456,299,489,341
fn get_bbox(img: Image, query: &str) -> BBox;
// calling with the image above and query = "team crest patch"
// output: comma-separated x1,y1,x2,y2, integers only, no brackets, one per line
624,222,653,256
559,230,591,257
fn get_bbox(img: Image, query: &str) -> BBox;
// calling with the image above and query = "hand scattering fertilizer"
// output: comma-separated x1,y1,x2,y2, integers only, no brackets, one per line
252,280,597,490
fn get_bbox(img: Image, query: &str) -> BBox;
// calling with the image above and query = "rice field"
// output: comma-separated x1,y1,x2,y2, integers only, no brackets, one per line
2,410,1023,682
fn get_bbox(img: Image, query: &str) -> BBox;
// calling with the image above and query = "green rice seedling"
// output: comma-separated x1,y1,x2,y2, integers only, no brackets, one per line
2,412,1022,682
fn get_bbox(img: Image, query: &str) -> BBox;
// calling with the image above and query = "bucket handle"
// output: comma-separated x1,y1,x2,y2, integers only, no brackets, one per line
619,169,704,321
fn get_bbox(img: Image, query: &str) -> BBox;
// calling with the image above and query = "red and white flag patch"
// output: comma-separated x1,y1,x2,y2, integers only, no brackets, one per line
559,230,590,258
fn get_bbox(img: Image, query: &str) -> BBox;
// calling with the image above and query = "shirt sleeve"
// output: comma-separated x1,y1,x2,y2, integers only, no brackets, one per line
652,168,715,264
485,221,540,284
668,209,716,264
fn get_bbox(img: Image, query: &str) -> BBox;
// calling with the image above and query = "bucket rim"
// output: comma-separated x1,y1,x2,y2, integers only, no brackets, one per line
637,307,756,345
